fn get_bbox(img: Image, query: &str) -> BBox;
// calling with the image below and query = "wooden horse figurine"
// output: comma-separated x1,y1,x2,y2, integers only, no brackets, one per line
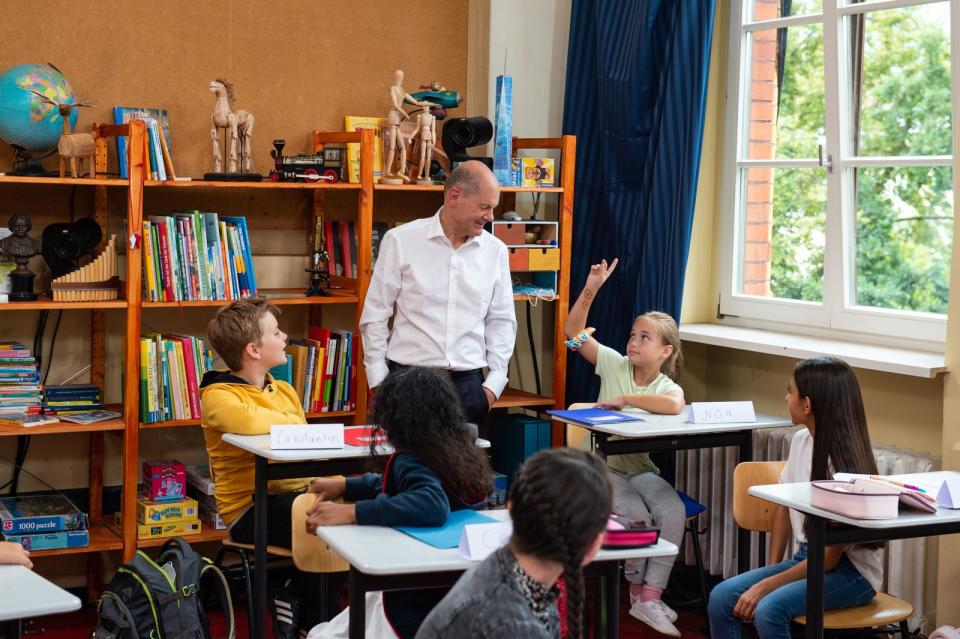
29,91,96,178
208,78,255,173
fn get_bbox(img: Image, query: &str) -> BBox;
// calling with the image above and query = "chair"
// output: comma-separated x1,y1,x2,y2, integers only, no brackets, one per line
733,461,913,639
677,490,710,613
290,493,350,622
214,537,294,639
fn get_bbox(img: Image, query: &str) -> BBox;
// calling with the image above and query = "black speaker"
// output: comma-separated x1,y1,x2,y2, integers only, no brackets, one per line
441,116,494,169
42,217,103,277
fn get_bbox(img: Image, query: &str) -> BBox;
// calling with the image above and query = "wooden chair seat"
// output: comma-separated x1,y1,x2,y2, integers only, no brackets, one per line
794,592,913,629
290,493,349,573
221,536,293,558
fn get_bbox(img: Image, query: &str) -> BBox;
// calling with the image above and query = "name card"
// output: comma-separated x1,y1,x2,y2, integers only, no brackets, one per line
457,520,513,561
270,423,344,450
689,401,756,424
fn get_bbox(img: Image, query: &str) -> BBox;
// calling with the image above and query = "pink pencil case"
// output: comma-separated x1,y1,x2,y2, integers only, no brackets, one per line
602,515,660,549
811,479,901,519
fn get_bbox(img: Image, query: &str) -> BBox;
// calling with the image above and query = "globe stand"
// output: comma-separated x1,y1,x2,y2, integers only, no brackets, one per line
8,268,37,302
9,146,58,178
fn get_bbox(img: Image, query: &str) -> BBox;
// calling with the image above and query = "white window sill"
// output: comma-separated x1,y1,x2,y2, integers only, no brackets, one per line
679,323,947,379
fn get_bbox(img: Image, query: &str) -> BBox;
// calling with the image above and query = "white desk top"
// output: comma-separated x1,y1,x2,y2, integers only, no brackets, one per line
750,482,960,529
0,565,81,622
223,427,490,462
552,408,793,438
316,509,678,576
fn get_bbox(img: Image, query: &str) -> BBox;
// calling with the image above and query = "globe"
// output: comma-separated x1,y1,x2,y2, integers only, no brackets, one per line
0,63,78,156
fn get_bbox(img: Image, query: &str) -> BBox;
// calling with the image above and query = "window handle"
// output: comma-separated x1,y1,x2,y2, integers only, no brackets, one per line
818,144,834,173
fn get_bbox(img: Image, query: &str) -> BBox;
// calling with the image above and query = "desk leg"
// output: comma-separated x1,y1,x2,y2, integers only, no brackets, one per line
255,456,268,639
605,562,620,639
348,568,365,639
736,429,753,574
805,516,826,639
1,619,20,639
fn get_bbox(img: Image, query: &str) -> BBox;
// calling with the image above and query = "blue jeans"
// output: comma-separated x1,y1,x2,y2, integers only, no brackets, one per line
708,544,876,639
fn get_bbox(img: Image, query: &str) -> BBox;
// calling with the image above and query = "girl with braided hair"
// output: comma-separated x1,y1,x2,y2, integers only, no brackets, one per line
417,448,612,639
306,366,493,639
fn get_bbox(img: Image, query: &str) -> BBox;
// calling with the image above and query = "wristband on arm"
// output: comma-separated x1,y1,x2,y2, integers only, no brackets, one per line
564,329,593,351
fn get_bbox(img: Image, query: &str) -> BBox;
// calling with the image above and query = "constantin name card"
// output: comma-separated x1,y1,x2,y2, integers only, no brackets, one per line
270,424,344,450
689,401,756,424
457,520,513,561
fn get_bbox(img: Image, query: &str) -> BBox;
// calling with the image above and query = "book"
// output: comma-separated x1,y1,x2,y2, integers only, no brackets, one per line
57,410,122,424
0,494,88,534
545,408,644,426
0,412,59,427
185,464,215,496
344,426,388,448
113,107,172,179
344,115,384,183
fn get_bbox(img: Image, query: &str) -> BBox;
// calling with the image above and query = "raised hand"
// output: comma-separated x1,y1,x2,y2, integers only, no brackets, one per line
584,258,619,292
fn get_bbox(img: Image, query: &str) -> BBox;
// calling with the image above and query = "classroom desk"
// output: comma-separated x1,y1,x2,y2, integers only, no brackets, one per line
551,410,792,572
750,481,960,638
0,564,81,638
222,429,490,639
316,509,679,639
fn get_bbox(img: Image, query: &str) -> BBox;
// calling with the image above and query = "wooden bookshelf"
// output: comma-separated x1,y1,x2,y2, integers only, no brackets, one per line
0,298,127,311
493,388,556,409
134,526,229,548
29,521,123,558
374,183,563,193
0,418,125,437
0,175,129,188
142,288,359,308
139,410,357,430
144,179,360,190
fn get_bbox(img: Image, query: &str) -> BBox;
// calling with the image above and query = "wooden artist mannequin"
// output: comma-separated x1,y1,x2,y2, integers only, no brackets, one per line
414,109,436,185
382,70,430,184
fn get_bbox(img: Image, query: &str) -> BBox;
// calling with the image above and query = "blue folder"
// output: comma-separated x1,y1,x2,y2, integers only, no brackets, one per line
546,408,644,426
393,509,497,549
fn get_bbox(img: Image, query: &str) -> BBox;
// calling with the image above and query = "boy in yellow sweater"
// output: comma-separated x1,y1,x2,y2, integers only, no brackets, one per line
200,298,332,639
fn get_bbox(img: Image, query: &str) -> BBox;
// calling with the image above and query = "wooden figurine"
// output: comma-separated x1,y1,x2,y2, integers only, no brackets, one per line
0,213,41,301
382,70,431,184
413,109,436,185
29,91,96,178
209,79,255,173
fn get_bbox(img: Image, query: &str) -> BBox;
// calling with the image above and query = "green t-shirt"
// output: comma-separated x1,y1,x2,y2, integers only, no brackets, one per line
595,343,684,475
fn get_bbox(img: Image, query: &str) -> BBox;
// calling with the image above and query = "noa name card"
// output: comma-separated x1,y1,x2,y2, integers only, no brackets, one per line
457,521,513,561
270,424,344,450
689,401,756,424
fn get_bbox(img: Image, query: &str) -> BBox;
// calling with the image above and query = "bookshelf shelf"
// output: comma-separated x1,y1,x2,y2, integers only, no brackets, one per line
30,521,123,558
0,176,129,188
0,418,125,438
142,289,359,309
513,293,561,303
0,298,127,311
373,183,563,193
139,410,356,430
144,180,361,190
493,388,556,409
135,526,229,548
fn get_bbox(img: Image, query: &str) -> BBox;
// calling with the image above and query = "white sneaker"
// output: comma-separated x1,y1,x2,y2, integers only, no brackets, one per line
629,599,681,637
629,593,678,623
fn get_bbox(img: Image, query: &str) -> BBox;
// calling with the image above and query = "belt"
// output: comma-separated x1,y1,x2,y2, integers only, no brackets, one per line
387,360,482,381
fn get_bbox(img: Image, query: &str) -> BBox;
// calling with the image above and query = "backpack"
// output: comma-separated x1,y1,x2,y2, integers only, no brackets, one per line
93,536,235,639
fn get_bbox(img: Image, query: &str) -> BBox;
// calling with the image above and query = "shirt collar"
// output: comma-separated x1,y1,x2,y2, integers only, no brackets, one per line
427,207,482,247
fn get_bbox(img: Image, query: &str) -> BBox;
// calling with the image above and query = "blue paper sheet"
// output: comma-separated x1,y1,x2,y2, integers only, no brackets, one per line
546,408,643,426
393,509,497,549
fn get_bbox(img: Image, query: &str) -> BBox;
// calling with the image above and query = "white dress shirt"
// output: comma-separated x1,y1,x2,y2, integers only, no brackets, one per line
359,209,518,397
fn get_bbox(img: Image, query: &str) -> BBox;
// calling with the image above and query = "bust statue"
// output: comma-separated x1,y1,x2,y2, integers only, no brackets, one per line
0,213,42,300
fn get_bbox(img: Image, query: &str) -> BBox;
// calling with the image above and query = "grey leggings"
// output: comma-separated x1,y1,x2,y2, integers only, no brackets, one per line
608,469,686,589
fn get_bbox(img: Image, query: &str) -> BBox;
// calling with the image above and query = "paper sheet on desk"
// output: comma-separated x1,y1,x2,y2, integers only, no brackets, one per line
393,510,497,549
834,471,960,509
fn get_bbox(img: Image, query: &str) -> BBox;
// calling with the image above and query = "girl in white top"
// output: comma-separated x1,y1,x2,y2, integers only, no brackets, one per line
564,258,687,637
708,356,883,639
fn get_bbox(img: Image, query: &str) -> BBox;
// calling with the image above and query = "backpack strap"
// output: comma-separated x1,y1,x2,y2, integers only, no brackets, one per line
201,561,235,639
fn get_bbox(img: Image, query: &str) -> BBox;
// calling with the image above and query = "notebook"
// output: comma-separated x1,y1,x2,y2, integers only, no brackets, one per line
546,408,643,426
393,510,497,549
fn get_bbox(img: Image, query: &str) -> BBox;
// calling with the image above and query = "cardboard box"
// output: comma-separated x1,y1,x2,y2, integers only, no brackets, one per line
142,459,186,502
136,497,198,524
521,157,555,187
136,520,201,540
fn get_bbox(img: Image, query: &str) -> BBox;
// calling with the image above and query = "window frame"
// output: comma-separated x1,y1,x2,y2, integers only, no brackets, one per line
717,0,957,347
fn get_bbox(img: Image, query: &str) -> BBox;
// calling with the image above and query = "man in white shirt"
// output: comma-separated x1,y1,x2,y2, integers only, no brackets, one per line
360,161,518,428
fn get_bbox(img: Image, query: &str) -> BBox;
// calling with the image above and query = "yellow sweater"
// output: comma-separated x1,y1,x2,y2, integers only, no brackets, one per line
200,371,308,525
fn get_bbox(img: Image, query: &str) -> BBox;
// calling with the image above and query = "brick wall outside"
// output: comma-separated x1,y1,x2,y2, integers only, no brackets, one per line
742,0,780,296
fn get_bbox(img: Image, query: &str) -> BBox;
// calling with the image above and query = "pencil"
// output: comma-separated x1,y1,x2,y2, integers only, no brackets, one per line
870,475,926,493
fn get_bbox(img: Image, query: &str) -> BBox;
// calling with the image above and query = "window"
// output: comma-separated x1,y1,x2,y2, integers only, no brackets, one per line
719,0,955,345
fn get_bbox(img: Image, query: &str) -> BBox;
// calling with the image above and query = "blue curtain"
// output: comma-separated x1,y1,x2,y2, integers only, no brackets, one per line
562,0,716,405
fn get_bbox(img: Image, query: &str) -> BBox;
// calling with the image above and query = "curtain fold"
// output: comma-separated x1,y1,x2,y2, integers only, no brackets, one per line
562,0,716,407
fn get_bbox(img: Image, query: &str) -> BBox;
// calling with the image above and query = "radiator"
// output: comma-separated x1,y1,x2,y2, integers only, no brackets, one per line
675,427,938,633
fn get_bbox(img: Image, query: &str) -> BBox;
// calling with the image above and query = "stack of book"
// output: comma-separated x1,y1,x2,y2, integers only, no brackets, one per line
185,465,226,530
0,494,89,551
42,384,102,416
0,343,41,415
115,495,202,541
142,213,256,302
113,107,175,181
271,324,355,413
139,333,214,423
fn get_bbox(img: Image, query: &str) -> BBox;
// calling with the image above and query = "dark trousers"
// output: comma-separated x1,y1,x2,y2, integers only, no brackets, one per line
387,361,490,432
231,492,346,627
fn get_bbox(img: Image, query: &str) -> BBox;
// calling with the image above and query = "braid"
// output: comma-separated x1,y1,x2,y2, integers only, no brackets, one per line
509,449,612,637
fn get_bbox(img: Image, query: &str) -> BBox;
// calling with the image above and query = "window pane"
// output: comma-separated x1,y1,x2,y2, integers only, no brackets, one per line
854,166,953,314
740,167,826,302
749,0,821,22
853,3,951,156
745,25,824,160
